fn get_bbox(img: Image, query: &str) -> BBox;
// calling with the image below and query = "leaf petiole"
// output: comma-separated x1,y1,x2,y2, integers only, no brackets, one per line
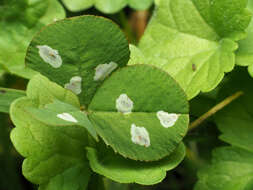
189,91,244,131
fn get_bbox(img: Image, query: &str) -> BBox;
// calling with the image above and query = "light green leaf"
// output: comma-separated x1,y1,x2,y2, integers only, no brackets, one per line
236,0,253,77
0,87,25,113
26,100,98,140
135,0,251,100
39,165,91,190
88,65,189,161
128,44,147,66
61,0,93,12
95,0,127,14
62,0,153,13
10,74,92,189
0,0,65,79
0,22,40,78
16,15,190,186
26,15,130,106
128,0,153,10
39,0,66,24
195,68,253,190
87,142,185,185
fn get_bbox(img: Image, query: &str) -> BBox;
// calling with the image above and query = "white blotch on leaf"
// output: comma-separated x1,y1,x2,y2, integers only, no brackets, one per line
131,124,150,147
57,113,77,123
116,94,133,114
36,45,62,68
94,62,118,81
157,111,179,128
64,76,82,95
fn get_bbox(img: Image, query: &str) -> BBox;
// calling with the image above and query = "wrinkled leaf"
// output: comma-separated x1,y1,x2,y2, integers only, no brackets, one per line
132,0,251,100
10,75,92,190
236,0,253,77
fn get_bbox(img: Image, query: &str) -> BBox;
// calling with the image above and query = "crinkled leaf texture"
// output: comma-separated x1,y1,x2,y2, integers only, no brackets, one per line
0,0,65,79
195,68,253,190
61,0,153,13
131,0,252,100
236,0,253,77
10,75,92,190
87,142,185,185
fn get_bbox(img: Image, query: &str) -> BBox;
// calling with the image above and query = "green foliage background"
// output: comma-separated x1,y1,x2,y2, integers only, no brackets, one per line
1,0,253,190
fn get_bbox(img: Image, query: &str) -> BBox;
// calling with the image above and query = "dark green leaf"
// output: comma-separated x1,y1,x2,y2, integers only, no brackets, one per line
26,15,130,106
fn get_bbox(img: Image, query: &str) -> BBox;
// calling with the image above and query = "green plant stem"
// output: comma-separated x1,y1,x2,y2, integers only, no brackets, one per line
189,91,244,131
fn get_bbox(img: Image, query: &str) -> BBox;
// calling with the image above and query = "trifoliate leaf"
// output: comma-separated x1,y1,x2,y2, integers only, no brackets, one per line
0,87,25,113
195,68,253,190
134,0,251,100
62,0,153,13
87,142,185,185
22,15,189,182
88,65,189,161
26,100,98,140
0,0,65,79
195,146,253,190
236,0,253,77
26,15,130,106
10,74,92,190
